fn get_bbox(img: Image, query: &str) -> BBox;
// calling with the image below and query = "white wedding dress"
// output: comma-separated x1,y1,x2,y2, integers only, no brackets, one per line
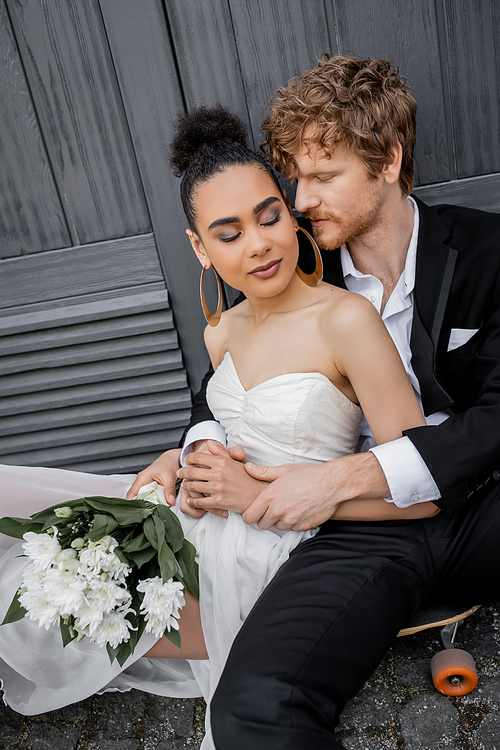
0,352,361,747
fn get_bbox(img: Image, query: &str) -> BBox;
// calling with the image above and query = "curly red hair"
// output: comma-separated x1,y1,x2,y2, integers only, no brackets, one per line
262,55,417,196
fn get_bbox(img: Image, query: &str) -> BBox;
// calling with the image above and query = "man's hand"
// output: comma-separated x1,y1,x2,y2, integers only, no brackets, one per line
126,448,181,504
178,440,268,515
243,452,390,531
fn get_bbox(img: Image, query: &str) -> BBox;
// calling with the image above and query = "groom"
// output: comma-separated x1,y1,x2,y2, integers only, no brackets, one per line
130,56,500,748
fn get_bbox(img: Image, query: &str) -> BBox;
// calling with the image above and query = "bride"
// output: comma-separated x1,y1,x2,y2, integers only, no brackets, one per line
0,106,436,747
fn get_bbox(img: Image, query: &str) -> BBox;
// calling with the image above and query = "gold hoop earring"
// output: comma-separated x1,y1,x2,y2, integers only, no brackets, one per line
295,227,323,286
200,266,223,327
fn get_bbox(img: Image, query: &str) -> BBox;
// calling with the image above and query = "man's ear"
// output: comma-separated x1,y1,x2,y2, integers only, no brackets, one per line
186,229,211,268
382,143,403,185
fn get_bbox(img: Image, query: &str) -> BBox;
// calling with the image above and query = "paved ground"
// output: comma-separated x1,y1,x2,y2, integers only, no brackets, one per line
1,603,499,750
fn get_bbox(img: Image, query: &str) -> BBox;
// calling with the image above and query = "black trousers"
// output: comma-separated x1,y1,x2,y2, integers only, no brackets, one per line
211,484,500,749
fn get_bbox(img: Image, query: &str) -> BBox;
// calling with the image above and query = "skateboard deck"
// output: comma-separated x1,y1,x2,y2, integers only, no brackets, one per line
398,603,480,637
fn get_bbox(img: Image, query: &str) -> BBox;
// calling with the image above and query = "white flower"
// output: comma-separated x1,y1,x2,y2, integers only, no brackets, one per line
79,545,130,582
134,481,167,505
73,602,104,635
99,552,130,582
19,584,60,630
89,608,134,649
137,577,185,638
54,506,73,519
86,577,131,616
55,548,80,575
22,530,61,570
42,568,87,616
22,562,48,590
78,546,108,576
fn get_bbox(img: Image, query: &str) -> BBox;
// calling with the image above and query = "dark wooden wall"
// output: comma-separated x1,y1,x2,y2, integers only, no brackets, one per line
0,0,498,473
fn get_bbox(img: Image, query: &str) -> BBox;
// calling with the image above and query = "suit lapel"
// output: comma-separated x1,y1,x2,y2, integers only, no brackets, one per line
411,199,457,414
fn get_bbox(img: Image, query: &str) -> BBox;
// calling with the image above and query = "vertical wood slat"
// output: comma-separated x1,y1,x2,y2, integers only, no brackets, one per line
166,0,249,121
99,0,211,394
227,0,332,139
440,0,500,178
6,0,151,245
331,0,452,186
0,0,70,258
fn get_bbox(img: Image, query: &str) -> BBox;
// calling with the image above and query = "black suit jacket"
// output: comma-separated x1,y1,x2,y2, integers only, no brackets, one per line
185,198,500,513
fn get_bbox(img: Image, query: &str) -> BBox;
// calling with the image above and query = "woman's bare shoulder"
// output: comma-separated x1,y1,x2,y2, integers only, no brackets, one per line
204,299,250,367
319,283,379,331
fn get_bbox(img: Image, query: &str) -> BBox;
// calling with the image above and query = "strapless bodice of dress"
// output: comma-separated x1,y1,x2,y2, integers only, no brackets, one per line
207,352,361,467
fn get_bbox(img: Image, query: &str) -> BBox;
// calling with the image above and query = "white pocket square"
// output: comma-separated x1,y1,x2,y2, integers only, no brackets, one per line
447,328,479,352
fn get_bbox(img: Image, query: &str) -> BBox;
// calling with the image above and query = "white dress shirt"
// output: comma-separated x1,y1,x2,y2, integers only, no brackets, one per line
182,197,446,507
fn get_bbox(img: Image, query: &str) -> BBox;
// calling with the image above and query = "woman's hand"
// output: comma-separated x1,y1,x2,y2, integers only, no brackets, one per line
179,440,243,519
178,440,268,515
126,448,182,504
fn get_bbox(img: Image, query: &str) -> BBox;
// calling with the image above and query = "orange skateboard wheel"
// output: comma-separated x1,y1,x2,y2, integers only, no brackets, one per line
431,648,478,696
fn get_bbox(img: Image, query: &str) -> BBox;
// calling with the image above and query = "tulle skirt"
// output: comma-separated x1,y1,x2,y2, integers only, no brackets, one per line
0,464,316,749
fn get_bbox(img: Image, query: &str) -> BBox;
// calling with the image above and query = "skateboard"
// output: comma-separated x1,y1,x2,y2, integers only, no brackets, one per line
398,603,480,696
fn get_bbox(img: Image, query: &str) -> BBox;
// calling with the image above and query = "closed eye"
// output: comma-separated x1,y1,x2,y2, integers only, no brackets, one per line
261,213,281,227
219,231,242,243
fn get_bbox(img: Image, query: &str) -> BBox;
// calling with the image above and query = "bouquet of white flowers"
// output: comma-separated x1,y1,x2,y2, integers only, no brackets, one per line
0,483,198,666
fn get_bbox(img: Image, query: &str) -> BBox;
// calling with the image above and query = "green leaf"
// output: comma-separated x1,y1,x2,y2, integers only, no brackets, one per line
86,513,118,541
154,505,184,553
0,517,38,539
1,589,27,625
176,539,199,599
124,594,146,656
127,547,157,568
106,641,120,665
164,626,182,650
143,515,166,553
122,532,149,553
41,513,66,531
84,497,154,525
158,543,176,582
30,499,89,523
60,618,77,647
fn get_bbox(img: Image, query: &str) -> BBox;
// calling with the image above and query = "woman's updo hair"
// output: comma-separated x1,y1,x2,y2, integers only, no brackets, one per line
170,104,283,232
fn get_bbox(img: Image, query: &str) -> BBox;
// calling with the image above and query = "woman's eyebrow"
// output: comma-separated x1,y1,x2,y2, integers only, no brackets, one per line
208,215,240,230
207,197,280,231
253,197,279,215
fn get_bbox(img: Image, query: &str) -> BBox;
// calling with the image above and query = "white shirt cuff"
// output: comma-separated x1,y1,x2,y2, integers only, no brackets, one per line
180,421,227,466
370,436,441,508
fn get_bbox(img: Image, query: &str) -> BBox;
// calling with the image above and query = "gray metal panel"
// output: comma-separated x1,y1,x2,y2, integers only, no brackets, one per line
0,234,163,308
0,0,70,258
413,173,500,214
0,284,191,473
440,0,500,178
330,0,451,186
5,0,151,245
99,0,211,394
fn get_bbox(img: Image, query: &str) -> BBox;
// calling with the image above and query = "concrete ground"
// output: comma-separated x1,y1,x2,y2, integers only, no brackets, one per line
1,603,499,750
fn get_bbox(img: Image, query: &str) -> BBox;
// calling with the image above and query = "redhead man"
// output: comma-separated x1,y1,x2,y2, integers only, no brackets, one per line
130,56,500,748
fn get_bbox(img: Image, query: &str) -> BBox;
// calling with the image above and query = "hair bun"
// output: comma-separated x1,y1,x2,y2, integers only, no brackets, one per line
170,105,249,176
